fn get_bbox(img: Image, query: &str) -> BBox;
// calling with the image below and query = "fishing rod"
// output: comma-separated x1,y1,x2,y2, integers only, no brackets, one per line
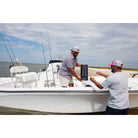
1,27,16,59
1,27,17,62
0,33,14,66
47,31,55,84
40,26,49,87
0,25,18,65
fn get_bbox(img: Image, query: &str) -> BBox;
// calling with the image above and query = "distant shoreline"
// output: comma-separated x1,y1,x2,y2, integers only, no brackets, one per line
87,67,138,78
0,61,138,70
89,66,138,71
74,67,138,78
0,61,45,65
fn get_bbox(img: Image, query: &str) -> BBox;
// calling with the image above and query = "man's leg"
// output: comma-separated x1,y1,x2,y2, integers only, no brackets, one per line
59,75,70,87
69,83,74,87
105,106,122,115
122,108,129,115
69,79,74,87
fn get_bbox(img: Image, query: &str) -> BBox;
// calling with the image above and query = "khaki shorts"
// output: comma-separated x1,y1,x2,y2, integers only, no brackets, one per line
59,75,73,87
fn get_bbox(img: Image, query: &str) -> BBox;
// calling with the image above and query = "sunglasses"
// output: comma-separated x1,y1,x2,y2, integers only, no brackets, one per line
111,65,115,68
74,51,79,54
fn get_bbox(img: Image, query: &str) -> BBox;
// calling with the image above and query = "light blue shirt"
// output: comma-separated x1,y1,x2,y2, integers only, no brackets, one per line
59,53,77,80
101,72,129,109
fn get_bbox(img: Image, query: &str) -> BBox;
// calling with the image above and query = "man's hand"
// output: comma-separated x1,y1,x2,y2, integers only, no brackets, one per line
96,72,103,76
77,77,82,81
90,77,95,82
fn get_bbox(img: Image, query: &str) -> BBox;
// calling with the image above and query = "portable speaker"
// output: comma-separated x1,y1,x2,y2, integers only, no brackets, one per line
81,64,88,80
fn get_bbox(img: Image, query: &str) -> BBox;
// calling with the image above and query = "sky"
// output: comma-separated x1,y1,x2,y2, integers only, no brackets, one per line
0,23,138,68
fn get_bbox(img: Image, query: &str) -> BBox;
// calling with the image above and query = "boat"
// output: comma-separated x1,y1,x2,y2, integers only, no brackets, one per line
0,60,138,114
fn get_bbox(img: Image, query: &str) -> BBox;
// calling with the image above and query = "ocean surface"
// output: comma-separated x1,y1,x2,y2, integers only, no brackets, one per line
0,61,46,77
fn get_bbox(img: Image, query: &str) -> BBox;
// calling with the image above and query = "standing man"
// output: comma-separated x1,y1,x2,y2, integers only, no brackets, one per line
59,47,82,87
90,60,129,115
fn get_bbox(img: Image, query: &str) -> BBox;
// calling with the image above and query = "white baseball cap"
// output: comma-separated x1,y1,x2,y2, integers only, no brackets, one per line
108,60,123,67
71,47,80,53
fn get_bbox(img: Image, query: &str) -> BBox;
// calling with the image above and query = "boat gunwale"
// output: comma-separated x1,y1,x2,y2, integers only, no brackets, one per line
0,89,138,94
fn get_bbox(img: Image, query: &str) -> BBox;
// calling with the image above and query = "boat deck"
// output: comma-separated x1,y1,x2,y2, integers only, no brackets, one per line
0,76,138,92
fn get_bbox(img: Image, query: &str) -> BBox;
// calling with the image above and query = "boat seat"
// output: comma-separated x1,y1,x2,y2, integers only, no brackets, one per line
10,66,37,88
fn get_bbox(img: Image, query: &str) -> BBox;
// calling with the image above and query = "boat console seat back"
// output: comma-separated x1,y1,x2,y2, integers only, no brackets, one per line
10,66,37,88
10,66,29,74
81,64,88,80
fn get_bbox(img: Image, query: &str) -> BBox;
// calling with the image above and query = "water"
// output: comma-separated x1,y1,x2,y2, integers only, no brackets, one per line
0,106,138,115
0,61,46,77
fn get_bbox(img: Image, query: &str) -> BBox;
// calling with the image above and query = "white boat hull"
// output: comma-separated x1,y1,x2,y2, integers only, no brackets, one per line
0,62,138,114
0,90,138,113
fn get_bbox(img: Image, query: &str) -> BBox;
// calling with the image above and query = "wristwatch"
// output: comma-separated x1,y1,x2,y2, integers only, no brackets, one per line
91,79,95,83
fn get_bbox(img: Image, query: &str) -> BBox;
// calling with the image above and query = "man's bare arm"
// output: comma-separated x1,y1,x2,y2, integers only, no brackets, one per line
90,77,103,89
96,72,109,78
69,68,82,81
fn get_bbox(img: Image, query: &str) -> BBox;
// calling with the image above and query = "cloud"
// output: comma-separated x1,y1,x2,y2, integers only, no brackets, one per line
0,23,138,68
12,45,35,49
